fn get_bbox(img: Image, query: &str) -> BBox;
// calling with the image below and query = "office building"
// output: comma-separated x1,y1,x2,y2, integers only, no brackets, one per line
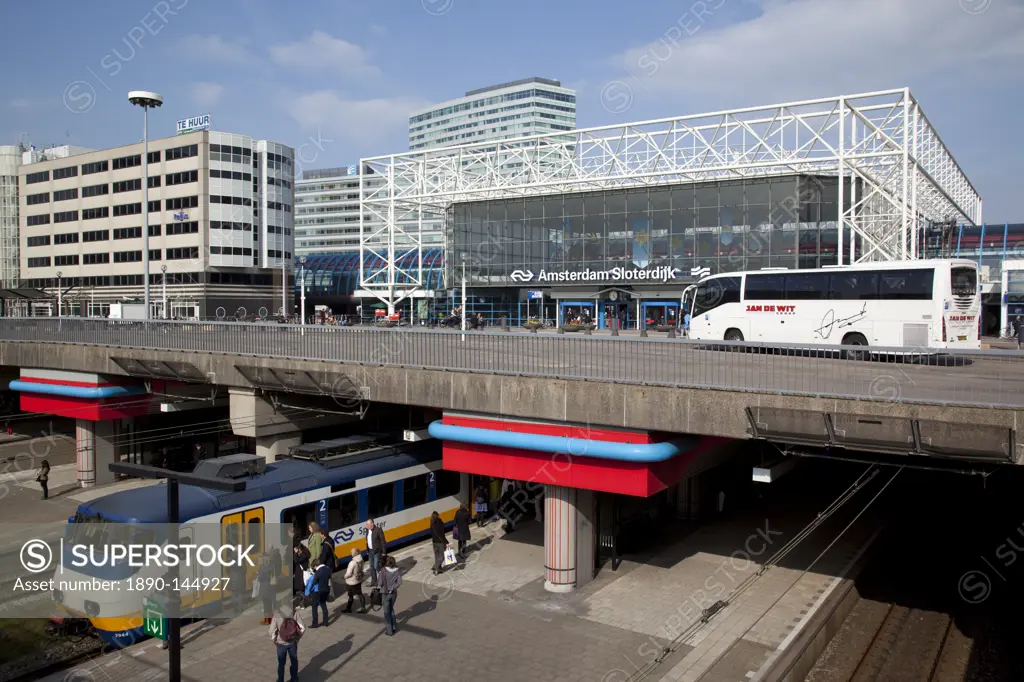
408,77,576,151
19,131,295,319
294,165,384,255
0,145,23,289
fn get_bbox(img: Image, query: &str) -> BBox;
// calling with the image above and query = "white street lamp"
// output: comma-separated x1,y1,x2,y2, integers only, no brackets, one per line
56,271,62,317
299,255,307,334
161,264,168,319
128,90,163,320
460,253,467,340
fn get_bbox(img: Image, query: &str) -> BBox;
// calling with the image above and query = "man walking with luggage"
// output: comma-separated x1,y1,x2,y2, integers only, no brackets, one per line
430,510,449,575
365,519,387,587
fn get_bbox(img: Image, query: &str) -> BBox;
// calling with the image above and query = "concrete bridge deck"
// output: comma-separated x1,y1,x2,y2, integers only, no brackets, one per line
1,319,1022,464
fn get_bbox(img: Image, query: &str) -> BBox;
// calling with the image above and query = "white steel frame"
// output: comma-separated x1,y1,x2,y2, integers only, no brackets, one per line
360,88,980,312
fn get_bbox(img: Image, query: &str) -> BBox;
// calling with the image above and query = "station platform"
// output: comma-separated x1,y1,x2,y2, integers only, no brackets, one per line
46,462,886,682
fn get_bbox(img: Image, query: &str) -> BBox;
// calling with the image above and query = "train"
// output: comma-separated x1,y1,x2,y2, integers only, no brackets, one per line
51,435,464,647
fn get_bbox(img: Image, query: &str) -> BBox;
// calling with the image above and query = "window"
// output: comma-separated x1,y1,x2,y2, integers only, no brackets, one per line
53,188,78,202
785,273,828,300
26,171,49,184
81,161,108,175
166,221,199,235
54,254,79,266
879,269,933,300
327,493,358,531
951,267,977,297
693,276,742,315
27,257,50,268
113,179,141,193
112,154,141,170
165,195,198,211
113,226,142,240
366,483,394,519
83,207,109,220
436,470,461,499
148,176,161,189
83,229,109,242
280,502,316,544
26,235,50,247
744,273,786,300
53,210,77,223
209,195,251,206
166,144,197,161
83,252,110,265
54,232,79,245
402,474,430,508
147,150,161,164
165,170,198,186
113,202,142,217
829,271,879,300
149,224,161,236
166,246,198,260
113,250,142,263
112,275,142,286
53,166,78,180
149,249,162,261
26,192,49,205
82,183,108,197
26,214,50,226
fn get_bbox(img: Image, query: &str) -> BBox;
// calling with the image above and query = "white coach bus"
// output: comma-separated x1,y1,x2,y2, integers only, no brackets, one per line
681,259,980,351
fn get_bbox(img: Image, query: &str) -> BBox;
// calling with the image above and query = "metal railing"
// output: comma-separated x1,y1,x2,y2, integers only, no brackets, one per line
1,317,1023,408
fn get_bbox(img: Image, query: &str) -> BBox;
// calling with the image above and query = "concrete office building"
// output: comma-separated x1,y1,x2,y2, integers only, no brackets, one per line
408,77,576,151
294,165,386,255
0,145,23,289
19,131,295,319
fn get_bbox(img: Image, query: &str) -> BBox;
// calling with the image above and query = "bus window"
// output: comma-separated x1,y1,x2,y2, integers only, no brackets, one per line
693,276,740,316
829,271,878,300
785,273,828,300
879,269,933,299
744,273,785,300
951,267,977,297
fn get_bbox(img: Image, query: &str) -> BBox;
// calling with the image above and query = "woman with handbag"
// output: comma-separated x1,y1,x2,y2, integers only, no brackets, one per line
37,460,50,500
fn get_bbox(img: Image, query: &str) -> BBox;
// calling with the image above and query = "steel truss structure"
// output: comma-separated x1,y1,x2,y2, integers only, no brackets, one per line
360,88,980,312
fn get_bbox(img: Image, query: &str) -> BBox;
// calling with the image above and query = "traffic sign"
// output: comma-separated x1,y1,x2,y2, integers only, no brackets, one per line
143,597,167,641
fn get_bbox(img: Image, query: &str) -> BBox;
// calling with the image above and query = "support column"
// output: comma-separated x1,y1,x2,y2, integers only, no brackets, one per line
76,419,117,488
256,433,302,463
544,485,596,593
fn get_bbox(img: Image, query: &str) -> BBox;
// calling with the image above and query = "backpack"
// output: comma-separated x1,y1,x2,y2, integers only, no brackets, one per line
278,617,302,643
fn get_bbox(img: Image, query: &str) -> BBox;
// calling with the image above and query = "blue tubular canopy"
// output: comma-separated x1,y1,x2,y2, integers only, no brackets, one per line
9,381,147,399
427,420,695,462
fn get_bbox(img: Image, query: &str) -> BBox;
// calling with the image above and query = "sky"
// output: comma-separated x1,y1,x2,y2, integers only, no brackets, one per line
2,0,1023,221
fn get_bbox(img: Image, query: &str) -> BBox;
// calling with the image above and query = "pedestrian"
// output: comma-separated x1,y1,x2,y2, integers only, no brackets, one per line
454,503,471,556
474,483,490,528
257,547,280,626
309,559,331,628
496,481,517,533
37,459,49,500
5,421,11,436
381,555,402,636
1016,316,1024,350
270,600,304,682
430,510,449,575
342,548,367,614
290,527,311,600
365,519,387,587
307,522,324,567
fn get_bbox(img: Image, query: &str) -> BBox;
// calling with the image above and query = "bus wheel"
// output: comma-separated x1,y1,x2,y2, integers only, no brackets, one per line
724,329,744,351
842,333,869,361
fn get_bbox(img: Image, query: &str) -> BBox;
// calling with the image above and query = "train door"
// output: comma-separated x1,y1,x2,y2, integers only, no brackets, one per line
221,507,265,600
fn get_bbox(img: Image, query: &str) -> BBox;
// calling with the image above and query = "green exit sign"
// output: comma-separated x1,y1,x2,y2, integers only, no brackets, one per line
143,597,167,641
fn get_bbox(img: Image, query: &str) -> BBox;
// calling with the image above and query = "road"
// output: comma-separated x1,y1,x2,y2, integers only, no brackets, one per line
2,319,1024,408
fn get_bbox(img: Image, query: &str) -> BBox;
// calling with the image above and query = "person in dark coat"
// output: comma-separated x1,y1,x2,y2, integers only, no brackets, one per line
429,511,448,575
474,484,490,528
310,559,331,628
365,519,387,588
454,504,472,556
290,527,310,599
1017,317,1024,349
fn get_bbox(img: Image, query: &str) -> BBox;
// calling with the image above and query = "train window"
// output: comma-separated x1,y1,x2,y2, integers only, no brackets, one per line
367,483,395,518
280,502,316,545
436,470,461,499
403,474,429,508
328,493,358,530
246,517,263,555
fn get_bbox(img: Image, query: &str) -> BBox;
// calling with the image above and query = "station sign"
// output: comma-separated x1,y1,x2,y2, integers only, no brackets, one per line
510,266,680,284
526,290,543,300
176,114,211,135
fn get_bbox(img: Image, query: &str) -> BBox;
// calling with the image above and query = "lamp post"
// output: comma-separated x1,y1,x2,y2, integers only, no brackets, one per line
55,271,62,317
128,91,163,320
299,255,307,334
161,264,167,319
460,253,467,340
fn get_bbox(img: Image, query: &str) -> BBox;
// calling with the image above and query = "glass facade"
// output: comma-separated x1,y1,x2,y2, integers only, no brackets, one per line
449,175,857,284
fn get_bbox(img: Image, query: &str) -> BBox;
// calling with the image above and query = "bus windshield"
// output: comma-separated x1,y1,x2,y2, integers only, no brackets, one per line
951,267,977,297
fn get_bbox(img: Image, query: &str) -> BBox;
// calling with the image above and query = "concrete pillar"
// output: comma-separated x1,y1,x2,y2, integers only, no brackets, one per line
76,419,116,488
256,433,302,463
543,485,596,593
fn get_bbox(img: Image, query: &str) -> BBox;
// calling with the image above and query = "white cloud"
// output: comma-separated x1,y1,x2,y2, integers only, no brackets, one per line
190,82,224,108
286,90,429,146
608,0,1024,105
270,31,379,77
179,34,254,64
7,98,32,110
